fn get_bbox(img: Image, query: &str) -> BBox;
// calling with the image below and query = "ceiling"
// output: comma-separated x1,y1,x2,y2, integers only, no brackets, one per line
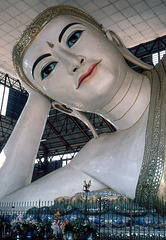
0,0,165,77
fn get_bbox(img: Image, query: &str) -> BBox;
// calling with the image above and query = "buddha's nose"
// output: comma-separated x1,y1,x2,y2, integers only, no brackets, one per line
57,49,86,75
70,57,85,74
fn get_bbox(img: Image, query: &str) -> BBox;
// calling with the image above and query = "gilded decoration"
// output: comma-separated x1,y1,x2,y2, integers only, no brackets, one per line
136,55,166,210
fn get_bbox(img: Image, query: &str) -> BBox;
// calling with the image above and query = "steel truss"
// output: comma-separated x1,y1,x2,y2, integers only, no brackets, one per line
128,35,166,72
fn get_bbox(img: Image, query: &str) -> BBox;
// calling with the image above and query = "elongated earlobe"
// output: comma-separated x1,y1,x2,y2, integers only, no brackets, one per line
52,101,98,139
106,30,153,70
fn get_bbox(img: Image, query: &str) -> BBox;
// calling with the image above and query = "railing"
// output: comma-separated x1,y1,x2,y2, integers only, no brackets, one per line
0,192,166,239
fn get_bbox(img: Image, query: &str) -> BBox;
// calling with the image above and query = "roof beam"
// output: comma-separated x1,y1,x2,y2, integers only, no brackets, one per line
103,119,116,132
46,120,74,153
69,116,91,141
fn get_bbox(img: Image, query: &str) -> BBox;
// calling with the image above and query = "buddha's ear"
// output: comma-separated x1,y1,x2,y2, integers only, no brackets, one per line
52,101,98,139
106,30,153,70
106,30,124,48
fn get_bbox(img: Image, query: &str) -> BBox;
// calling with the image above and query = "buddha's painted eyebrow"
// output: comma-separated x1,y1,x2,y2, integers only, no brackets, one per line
58,23,80,43
32,53,51,78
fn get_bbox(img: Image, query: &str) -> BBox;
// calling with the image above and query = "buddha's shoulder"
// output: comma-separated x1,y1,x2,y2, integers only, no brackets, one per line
84,129,138,149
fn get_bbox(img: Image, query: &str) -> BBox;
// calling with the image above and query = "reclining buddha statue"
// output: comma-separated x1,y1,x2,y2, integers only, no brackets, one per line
0,5,166,214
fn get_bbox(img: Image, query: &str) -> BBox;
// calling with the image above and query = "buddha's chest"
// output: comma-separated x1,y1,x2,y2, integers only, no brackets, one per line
72,110,149,198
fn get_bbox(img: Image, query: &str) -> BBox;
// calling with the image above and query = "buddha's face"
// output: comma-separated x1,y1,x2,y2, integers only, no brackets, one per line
23,16,126,112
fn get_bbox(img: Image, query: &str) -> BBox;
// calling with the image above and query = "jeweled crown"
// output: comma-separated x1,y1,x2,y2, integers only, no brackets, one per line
12,5,105,93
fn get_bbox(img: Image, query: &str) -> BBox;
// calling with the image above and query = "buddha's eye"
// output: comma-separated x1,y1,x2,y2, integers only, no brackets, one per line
41,62,57,80
67,30,83,48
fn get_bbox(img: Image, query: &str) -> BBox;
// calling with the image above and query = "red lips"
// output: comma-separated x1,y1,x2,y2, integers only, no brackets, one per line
76,61,101,89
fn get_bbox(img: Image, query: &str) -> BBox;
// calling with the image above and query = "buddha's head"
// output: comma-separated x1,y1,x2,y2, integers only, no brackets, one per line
12,5,151,113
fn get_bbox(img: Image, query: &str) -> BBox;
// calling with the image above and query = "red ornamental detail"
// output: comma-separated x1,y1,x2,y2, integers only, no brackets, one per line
29,27,37,35
46,13,51,18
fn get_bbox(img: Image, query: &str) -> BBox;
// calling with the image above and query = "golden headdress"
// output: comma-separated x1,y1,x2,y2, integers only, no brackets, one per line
12,5,105,94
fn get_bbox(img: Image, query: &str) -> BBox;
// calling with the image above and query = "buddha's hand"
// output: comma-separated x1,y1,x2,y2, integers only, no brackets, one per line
20,80,38,95
20,80,51,104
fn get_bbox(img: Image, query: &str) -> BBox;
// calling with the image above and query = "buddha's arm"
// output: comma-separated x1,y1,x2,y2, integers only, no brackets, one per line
0,89,51,200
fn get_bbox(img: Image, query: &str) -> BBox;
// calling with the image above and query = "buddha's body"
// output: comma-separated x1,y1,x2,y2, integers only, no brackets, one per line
0,65,151,203
0,108,149,203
